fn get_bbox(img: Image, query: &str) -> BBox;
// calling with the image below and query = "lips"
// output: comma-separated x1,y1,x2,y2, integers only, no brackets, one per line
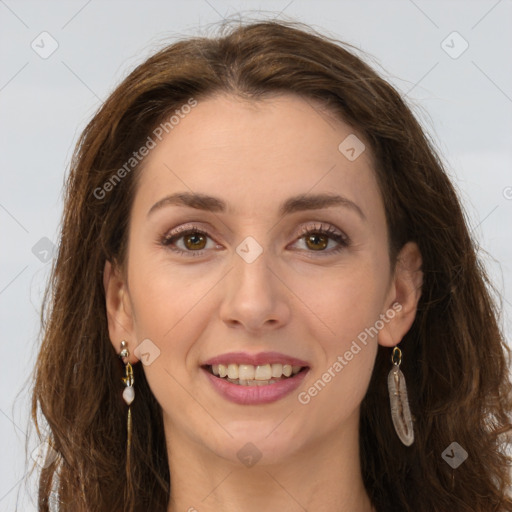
201,365,309,405
200,351,310,405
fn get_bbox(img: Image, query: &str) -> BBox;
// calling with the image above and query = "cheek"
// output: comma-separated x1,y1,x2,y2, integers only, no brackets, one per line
125,257,214,417
296,267,382,423
127,241,219,339
292,258,389,344
292,256,387,406
125,247,227,412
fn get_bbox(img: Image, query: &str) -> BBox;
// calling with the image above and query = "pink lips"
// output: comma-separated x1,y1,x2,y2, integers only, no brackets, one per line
201,366,309,405
200,351,310,405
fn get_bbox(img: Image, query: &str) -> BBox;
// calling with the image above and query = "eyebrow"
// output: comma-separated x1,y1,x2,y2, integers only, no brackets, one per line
147,192,366,220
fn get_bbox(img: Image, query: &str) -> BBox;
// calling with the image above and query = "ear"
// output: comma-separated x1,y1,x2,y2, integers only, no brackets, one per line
378,241,423,348
103,259,139,364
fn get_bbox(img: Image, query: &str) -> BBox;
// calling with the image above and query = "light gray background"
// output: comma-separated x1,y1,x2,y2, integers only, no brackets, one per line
1,0,511,509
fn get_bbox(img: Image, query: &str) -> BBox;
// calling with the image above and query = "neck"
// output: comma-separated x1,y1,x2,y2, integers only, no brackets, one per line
164,410,375,512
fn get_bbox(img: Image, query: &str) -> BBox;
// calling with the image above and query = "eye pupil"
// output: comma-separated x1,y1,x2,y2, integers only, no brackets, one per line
185,233,206,250
306,233,328,251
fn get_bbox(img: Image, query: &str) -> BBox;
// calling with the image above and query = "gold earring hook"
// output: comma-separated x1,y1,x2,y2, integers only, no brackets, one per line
391,346,402,366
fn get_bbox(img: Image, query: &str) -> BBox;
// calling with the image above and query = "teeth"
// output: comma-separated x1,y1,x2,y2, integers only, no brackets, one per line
226,377,281,386
227,363,238,379
239,364,255,380
209,363,303,380
254,364,272,380
271,363,283,378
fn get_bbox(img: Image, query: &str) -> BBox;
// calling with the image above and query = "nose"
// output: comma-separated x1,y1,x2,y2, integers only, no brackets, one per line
219,248,291,334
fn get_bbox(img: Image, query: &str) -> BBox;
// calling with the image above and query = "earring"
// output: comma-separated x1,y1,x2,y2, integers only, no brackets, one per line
118,341,134,478
388,345,414,446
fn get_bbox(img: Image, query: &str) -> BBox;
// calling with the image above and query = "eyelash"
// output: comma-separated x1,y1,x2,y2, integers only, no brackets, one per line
160,223,350,258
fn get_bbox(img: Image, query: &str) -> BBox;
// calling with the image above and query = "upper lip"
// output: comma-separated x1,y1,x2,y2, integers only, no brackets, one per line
202,351,310,368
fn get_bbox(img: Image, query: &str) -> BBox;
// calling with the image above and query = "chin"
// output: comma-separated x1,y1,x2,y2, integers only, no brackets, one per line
206,426,306,467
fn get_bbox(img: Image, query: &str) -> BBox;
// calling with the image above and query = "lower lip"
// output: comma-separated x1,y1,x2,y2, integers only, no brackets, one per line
201,367,309,405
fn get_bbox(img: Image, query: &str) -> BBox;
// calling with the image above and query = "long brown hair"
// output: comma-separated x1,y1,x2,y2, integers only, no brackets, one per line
29,18,512,511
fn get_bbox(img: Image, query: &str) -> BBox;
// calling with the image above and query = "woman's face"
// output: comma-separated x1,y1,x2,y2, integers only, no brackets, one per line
105,93,422,466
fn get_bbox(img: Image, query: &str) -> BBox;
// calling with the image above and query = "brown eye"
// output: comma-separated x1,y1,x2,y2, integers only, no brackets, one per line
161,227,216,256
304,233,329,251
293,224,350,256
183,232,207,250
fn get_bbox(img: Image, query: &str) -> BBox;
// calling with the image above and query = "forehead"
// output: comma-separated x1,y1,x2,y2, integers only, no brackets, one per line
132,93,382,221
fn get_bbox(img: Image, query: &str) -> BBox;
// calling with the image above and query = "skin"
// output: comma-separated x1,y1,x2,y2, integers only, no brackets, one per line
104,93,423,512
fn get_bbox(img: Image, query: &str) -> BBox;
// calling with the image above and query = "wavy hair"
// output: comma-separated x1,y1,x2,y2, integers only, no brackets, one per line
29,18,512,512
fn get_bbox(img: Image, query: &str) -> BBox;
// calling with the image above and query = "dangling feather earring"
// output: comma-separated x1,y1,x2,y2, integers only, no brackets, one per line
388,345,414,446
119,341,134,478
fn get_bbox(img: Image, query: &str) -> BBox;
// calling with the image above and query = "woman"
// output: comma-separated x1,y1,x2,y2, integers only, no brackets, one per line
31,19,512,512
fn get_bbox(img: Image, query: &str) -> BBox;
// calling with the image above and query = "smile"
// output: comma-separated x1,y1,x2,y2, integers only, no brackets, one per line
206,362,304,385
